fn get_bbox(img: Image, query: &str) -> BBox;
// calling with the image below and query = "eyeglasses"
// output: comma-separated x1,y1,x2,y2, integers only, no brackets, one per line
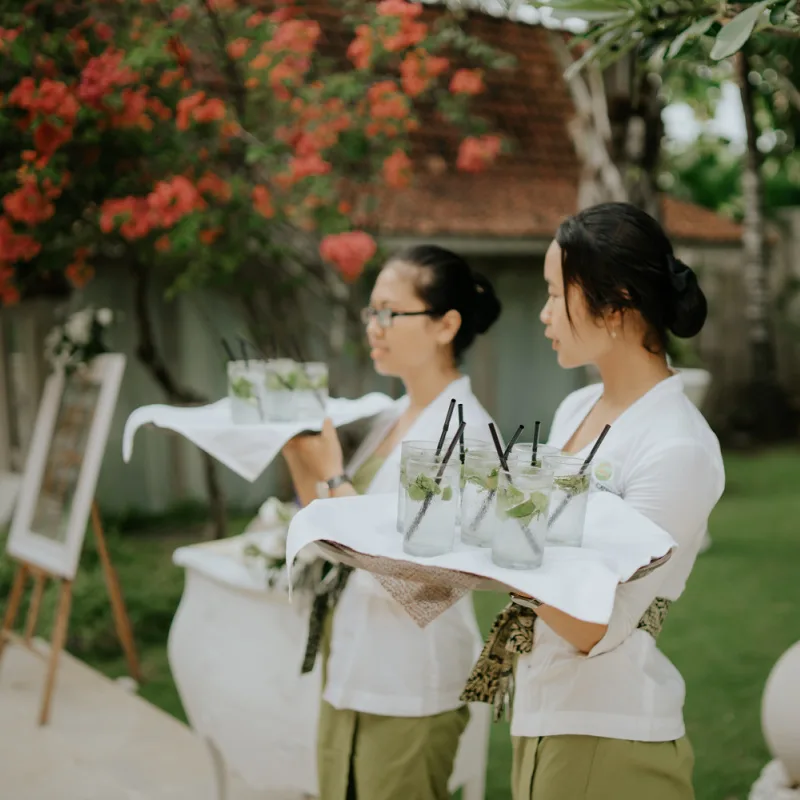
360,306,438,329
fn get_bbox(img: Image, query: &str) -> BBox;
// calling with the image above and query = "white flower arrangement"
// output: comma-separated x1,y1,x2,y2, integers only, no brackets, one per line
44,306,115,372
749,760,800,800
241,497,323,595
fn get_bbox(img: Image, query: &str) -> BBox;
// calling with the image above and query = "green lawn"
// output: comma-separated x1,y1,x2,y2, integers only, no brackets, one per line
6,448,797,799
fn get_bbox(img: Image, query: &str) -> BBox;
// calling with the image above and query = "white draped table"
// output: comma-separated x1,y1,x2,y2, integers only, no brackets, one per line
168,531,490,800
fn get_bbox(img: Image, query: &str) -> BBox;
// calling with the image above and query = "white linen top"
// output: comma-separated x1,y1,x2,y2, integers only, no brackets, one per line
324,375,495,717
512,374,725,742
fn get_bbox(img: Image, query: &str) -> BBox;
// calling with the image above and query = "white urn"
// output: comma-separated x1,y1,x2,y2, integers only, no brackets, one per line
762,641,800,784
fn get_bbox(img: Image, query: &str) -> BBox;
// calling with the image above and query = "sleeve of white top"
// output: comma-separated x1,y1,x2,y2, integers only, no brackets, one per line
586,439,723,658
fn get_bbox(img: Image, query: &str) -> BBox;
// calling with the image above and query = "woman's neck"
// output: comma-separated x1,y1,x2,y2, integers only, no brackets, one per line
401,362,462,412
594,345,673,411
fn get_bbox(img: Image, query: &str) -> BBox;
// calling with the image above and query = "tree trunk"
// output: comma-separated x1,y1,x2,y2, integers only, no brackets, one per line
131,261,228,539
604,55,663,221
731,49,797,442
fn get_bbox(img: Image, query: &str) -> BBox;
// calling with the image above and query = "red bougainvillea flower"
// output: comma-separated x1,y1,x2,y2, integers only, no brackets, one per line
3,180,56,225
320,231,377,282
65,248,95,288
227,38,251,60
270,20,321,55
78,50,137,108
197,172,232,203
288,153,332,181
0,217,41,262
376,0,423,18
171,5,192,22
347,25,374,69
450,69,484,95
147,176,205,228
99,196,152,240
383,150,412,188
177,92,226,130
457,135,502,172
252,185,275,219
155,235,171,253
33,120,74,163
199,227,223,245
399,49,448,97
367,81,411,122
0,261,20,305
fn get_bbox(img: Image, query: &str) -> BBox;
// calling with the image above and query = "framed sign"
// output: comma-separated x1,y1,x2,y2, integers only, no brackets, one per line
6,354,126,580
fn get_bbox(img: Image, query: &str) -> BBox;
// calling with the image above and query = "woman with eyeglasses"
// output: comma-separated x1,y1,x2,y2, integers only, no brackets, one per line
281,245,502,800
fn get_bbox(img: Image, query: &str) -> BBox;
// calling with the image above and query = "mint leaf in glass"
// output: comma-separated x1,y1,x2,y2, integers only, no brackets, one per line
407,473,441,502
231,377,254,400
441,485,453,502
554,474,590,495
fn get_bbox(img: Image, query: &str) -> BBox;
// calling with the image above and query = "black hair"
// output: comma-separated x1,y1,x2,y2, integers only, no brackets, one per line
388,244,501,360
555,202,707,353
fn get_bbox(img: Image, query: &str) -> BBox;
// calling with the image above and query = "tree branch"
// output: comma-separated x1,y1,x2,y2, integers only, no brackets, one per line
200,0,247,120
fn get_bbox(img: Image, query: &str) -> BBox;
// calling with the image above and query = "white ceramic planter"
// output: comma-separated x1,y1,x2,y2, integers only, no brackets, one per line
762,641,800,785
168,535,490,800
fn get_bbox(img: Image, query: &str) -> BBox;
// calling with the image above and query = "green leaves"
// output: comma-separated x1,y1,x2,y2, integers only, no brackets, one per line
545,0,636,22
710,0,776,60
668,15,717,58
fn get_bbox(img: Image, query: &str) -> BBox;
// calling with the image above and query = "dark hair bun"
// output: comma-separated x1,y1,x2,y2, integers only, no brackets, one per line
668,261,707,339
473,272,502,334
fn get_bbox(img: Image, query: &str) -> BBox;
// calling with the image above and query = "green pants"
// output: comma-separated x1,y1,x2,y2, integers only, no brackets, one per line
512,734,695,800
317,701,469,800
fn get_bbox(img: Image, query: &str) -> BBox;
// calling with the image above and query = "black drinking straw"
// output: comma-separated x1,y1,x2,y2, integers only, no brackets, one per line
531,420,541,467
239,337,249,368
221,337,236,363
457,404,466,465
486,423,542,552
467,423,524,531
239,335,325,411
405,420,466,542
435,398,457,458
548,423,611,527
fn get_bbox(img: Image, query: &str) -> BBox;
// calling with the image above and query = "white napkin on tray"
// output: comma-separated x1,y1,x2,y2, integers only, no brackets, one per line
286,491,676,626
122,393,393,483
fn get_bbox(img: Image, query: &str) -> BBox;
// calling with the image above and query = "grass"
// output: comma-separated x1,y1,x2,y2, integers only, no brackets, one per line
6,448,797,800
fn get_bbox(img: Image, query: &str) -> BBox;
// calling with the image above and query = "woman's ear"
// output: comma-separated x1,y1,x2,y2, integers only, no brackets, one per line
435,309,462,347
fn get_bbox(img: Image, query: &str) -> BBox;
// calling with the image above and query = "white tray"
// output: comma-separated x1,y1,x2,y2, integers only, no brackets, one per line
122,393,393,482
287,492,676,627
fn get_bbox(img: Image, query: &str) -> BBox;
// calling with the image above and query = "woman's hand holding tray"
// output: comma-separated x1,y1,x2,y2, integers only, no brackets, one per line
286,492,676,628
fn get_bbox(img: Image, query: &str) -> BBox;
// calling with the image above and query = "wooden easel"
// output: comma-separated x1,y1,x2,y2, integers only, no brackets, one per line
0,500,141,726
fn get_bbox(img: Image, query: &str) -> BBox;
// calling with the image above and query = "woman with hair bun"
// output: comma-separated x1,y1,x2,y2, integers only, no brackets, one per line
282,244,502,800
463,202,725,800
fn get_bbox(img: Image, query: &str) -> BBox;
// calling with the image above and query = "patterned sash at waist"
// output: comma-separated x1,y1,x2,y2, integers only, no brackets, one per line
460,596,672,721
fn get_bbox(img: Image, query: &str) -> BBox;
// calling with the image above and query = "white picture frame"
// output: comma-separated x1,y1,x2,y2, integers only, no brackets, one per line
6,353,126,580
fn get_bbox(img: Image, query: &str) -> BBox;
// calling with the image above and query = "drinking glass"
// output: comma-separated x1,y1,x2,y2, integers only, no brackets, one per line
504,442,562,467
491,464,554,570
459,450,504,547
228,360,267,424
397,438,490,532
542,453,592,547
264,360,328,422
401,456,460,558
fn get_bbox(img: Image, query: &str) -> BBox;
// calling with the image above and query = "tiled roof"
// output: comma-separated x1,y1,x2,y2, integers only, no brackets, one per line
376,174,743,243
267,1,743,244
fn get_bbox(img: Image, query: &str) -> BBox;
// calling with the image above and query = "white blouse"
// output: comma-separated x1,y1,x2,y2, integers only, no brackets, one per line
512,374,725,742
324,376,496,717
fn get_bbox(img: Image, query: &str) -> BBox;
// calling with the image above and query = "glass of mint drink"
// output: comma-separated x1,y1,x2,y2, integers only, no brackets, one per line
460,450,504,547
491,464,554,570
401,456,459,558
542,453,592,547
264,359,328,422
228,360,267,425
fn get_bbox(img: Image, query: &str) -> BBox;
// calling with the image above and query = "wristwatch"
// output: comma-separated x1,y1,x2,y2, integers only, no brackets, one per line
316,474,351,499
510,593,542,610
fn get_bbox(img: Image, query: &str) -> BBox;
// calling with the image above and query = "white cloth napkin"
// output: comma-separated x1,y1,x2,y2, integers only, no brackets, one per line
122,393,394,483
286,491,676,625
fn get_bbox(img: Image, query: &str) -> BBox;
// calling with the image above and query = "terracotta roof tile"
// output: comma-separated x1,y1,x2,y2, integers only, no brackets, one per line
256,1,742,243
